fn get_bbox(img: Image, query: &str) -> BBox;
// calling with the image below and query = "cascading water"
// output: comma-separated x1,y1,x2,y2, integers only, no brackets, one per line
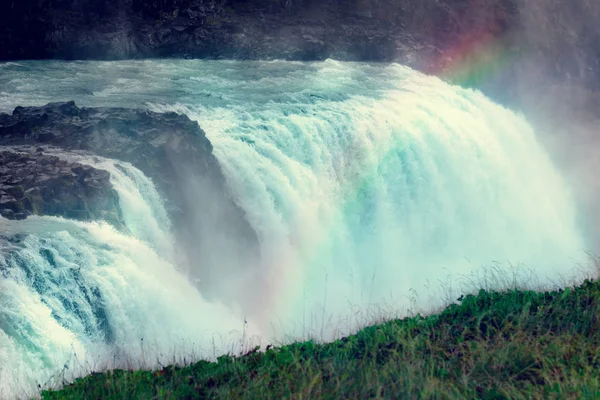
0,60,589,398
0,157,257,399
60,154,174,258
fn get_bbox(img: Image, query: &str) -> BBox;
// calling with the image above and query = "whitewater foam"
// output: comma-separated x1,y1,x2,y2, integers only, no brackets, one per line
148,66,585,331
0,59,590,398
0,216,257,399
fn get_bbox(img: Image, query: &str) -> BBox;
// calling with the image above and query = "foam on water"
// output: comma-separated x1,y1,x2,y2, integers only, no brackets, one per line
147,65,586,331
59,153,174,258
0,216,256,399
0,59,590,398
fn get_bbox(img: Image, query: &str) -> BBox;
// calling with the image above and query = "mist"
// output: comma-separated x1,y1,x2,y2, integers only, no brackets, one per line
510,0,600,251
1,2,600,397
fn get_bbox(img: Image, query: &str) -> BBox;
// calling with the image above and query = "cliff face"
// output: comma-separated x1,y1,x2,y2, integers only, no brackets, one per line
2,0,502,62
1,1,599,110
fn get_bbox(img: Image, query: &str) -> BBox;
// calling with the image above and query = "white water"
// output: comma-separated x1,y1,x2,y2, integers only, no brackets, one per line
0,60,590,398
0,159,257,399
61,154,175,259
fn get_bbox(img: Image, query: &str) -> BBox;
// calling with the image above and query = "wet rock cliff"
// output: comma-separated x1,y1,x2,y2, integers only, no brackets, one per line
0,101,260,280
0,147,124,227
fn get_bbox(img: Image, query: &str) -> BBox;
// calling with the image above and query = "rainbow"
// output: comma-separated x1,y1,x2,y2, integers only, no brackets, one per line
427,27,522,91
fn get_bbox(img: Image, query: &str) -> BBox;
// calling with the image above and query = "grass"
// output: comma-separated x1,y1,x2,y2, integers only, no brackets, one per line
38,266,600,400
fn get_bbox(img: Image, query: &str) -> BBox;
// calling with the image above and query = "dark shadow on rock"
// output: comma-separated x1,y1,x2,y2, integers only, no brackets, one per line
0,101,261,302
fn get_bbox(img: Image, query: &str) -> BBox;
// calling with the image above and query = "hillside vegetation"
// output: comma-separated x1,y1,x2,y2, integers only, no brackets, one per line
42,273,600,399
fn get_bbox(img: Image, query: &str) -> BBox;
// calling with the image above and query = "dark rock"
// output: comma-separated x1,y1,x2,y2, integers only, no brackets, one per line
0,102,260,295
0,101,219,222
0,148,125,228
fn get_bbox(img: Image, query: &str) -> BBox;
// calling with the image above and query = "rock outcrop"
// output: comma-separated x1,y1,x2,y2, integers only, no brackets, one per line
0,101,260,288
0,101,226,220
0,147,124,227
0,101,215,215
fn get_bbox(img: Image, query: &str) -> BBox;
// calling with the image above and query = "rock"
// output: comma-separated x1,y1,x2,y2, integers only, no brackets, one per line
0,148,125,228
0,102,260,292
0,102,219,222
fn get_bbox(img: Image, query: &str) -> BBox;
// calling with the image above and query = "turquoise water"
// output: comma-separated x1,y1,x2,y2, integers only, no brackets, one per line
0,60,588,398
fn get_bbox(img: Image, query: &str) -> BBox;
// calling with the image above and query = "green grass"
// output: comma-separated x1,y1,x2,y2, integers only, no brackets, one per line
41,276,600,399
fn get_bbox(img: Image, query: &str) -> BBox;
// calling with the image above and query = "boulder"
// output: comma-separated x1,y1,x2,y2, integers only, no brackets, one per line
0,147,124,228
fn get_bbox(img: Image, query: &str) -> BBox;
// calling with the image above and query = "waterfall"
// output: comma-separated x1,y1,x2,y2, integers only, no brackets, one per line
0,59,588,399
0,159,255,399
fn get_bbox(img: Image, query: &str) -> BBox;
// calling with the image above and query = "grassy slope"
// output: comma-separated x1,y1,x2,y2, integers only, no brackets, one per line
41,278,600,399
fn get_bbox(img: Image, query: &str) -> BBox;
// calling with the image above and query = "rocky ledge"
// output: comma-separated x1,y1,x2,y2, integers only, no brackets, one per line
0,147,124,227
0,101,260,285
0,101,216,219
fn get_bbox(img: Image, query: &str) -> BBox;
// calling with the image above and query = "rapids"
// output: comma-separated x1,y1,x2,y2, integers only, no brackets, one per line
0,60,588,398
